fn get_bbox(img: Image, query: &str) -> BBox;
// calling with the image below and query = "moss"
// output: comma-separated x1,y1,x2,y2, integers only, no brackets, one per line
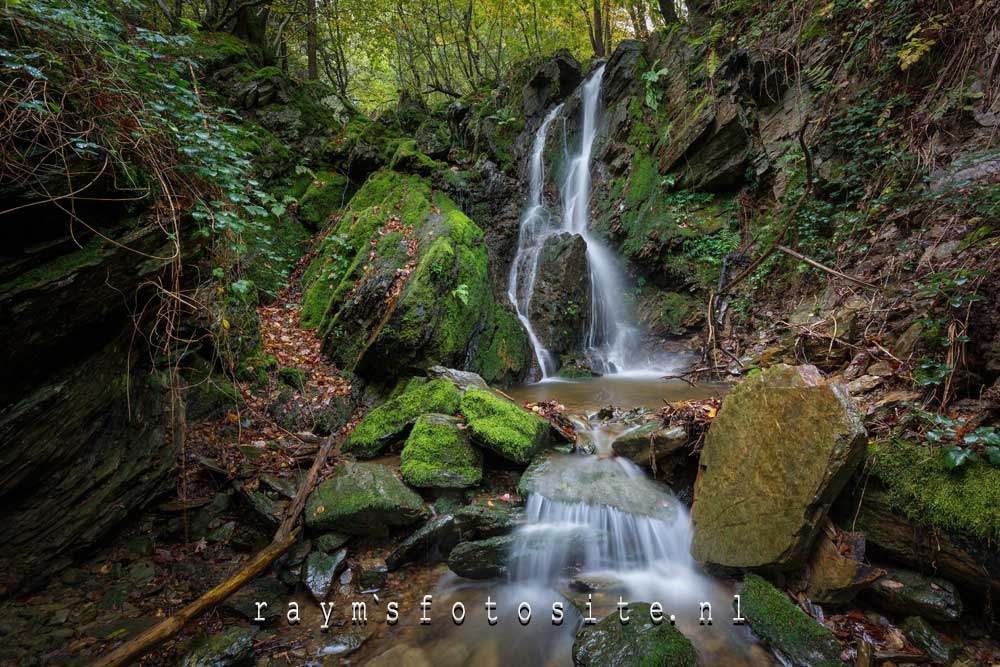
738,574,841,667
278,367,306,390
304,462,426,536
389,139,445,175
657,291,698,335
344,379,462,458
0,234,104,295
241,65,284,83
189,31,249,70
469,302,530,385
459,387,549,464
870,439,1000,542
400,414,482,488
298,171,352,228
572,602,696,667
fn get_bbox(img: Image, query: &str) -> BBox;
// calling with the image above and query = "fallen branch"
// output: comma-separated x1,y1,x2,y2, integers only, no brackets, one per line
92,431,341,667
660,367,712,387
775,245,878,289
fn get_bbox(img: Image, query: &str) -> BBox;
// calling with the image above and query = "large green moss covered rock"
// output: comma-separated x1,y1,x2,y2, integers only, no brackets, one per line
572,603,697,667
459,387,550,464
305,462,427,536
344,378,461,458
400,413,482,488
296,171,352,228
737,574,841,667
691,364,866,571
299,170,528,385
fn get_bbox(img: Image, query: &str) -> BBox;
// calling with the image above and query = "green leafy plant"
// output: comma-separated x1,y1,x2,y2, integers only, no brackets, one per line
451,283,470,306
641,60,670,111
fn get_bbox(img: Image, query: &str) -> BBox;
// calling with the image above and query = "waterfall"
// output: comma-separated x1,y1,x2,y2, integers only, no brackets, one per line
509,65,651,378
557,65,641,375
507,105,564,378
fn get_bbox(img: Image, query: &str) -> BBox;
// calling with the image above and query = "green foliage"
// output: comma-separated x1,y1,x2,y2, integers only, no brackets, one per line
641,60,670,111
915,268,987,309
903,406,1000,471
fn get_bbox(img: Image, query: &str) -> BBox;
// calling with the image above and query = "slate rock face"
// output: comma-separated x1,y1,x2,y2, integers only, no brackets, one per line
691,364,866,571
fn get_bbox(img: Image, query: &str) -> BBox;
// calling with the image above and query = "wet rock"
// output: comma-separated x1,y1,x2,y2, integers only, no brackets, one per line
222,577,285,623
305,462,427,536
525,232,591,360
268,386,354,435
803,532,883,605
572,602,697,667
900,616,954,664
386,514,460,570
343,379,462,458
314,532,350,553
611,424,687,466
460,388,552,464
569,575,623,592
358,557,388,590
454,500,522,537
520,49,582,120
520,452,680,521
234,480,286,528
865,565,962,623
691,364,866,571
303,548,348,601
400,414,483,488
737,574,841,667
426,365,488,390
367,645,433,667
320,625,375,659
179,627,254,667
447,535,516,579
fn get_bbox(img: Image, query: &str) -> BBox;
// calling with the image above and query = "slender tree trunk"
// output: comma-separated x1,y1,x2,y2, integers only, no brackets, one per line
307,0,318,80
591,0,605,57
658,0,679,23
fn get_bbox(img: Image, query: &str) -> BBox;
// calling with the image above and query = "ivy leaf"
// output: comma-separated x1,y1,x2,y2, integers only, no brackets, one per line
942,445,977,470
986,446,1000,469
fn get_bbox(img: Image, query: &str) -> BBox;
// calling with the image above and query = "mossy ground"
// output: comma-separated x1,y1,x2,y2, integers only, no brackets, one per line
344,379,462,458
870,439,1000,542
737,574,841,667
400,414,482,488
459,387,549,464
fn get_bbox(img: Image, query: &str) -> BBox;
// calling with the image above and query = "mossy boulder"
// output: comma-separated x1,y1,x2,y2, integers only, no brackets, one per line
447,535,516,579
304,462,427,536
468,300,531,386
400,413,483,488
344,379,462,458
389,140,445,175
459,387,551,464
737,575,841,667
869,438,1000,542
300,170,523,385
572,603,697,667
297,171,352,229
691,364,866,571
179,626,254,667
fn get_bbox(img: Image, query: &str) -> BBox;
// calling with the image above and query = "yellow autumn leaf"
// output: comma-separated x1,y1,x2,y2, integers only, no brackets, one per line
222,318,230,330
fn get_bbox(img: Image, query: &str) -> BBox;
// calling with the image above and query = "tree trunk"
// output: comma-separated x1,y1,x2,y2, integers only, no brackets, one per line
591,0,605,57
658,0,679,23
307,0,318,80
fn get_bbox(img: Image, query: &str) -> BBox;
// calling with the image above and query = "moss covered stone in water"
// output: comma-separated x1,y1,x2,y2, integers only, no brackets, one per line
870,438,1000,542
459,387,550,464
737,574,841,667
344,379,461,458
572,602,697,667
178,626,254,667
400,413,482,488
304,461,427,536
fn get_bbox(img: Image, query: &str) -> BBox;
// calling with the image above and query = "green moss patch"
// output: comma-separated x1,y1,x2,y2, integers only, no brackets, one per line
344,379,462,458
304,461,427,536
459,387,550,464
572,602,697,667
297,171,352,228
870,438,1000,542
400,414,482,488
737,574,841,667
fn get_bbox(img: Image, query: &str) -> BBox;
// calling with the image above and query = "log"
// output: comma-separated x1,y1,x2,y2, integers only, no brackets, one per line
91,431,341,667
89,533,296,667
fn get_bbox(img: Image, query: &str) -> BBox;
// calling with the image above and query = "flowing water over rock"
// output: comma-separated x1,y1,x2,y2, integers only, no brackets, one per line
508,66,676,379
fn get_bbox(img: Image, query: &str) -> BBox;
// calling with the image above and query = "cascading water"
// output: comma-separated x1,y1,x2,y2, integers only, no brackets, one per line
507,105,564,378
557,65,641,375
509,66,674,378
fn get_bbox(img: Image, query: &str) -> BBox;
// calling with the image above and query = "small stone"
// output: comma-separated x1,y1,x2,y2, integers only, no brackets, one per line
900,616,954,664
303,548,348,601
866,566,962,622
572,602,697,667
313,532,349,554
386,514,460,571
358,558,388,590
611,424,687,466
847,375,883,395
179,626,254,667
447,536,516,579
426,366,488,390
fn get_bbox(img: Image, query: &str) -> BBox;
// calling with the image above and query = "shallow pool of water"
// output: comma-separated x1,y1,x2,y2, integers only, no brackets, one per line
506,376,727,415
